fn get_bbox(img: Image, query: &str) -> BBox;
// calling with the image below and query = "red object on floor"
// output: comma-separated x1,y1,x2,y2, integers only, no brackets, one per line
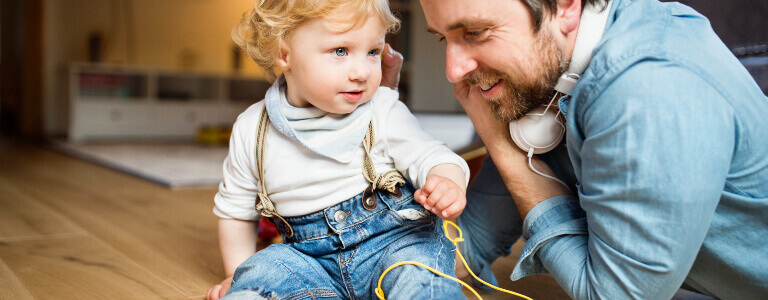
466,154,487,185
258,218,279,240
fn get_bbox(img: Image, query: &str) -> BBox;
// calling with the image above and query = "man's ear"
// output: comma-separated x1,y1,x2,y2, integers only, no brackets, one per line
275,42,291,71
555,0,582,35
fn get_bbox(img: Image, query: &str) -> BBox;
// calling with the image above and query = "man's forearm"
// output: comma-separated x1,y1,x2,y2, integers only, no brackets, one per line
482,133,571,220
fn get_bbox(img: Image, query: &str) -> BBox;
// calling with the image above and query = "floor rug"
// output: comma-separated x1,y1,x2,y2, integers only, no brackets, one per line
50,140,227,188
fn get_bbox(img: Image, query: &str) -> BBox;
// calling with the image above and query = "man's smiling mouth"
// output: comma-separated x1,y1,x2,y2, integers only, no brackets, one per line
480,79,500,91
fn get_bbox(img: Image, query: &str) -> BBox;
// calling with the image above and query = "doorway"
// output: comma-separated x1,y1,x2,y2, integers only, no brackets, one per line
0,0,43,138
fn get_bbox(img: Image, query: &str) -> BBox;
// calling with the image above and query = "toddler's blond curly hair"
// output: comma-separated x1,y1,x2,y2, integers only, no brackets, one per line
233,0,400,80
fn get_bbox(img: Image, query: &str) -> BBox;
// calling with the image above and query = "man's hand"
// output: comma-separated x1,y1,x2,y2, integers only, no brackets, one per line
415,174,466,220
206,276,233,300
454,80,510,145
381,43,404,90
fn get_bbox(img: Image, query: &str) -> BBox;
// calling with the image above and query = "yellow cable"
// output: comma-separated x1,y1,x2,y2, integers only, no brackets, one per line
375,261,482,300
375,221,533,300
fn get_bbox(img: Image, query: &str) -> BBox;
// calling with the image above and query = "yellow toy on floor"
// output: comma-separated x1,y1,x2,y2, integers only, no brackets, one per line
196,125,231,146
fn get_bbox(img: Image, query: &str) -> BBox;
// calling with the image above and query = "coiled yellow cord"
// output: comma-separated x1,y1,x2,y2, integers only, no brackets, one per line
375,221,533,300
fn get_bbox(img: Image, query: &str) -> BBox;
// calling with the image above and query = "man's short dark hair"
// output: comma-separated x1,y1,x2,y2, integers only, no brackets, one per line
523,0,610,31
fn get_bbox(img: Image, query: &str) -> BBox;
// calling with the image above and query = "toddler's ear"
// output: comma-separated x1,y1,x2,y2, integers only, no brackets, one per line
275,44,291,71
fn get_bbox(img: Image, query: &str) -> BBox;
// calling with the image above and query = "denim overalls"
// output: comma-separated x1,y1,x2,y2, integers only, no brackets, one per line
224,108,465,299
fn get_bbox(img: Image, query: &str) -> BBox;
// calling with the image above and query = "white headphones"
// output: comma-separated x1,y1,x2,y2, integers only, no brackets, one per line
508,94,566,156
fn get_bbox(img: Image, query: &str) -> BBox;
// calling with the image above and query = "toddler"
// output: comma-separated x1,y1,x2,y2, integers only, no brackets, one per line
208,0,470,299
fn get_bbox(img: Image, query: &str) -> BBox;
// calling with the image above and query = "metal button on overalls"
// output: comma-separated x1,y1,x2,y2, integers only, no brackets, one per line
362,185,377,211
334,210,347,222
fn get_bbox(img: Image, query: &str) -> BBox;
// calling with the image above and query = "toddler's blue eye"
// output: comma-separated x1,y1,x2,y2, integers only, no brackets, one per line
334,48,347,56
368,49,379,56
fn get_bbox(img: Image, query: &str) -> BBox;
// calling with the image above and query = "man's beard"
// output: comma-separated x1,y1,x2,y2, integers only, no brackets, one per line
465,29,568,123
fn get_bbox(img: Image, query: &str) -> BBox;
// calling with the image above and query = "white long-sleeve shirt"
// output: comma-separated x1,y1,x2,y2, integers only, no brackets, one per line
214,87,470,220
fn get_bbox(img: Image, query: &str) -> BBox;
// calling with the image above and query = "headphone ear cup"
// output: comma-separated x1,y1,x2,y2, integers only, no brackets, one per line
509,120,533,153
508,107,565,155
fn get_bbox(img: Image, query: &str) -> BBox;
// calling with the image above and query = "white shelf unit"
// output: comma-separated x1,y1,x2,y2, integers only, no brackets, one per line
68,63,270,142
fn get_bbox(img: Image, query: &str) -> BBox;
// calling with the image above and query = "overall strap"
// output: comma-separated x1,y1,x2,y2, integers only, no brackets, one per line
361,121,405,193
254,106,293,238
254,107,405,238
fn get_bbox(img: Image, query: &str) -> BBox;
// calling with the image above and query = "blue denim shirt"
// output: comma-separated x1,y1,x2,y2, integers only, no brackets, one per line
512,0,768,299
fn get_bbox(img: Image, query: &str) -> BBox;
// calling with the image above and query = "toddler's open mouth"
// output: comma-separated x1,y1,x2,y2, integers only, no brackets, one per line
342,91,364,101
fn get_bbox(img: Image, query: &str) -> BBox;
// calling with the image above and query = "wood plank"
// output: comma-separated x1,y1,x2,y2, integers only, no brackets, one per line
0,180,84,239
0,235,184,299
0,258,34,300
0,142,224,297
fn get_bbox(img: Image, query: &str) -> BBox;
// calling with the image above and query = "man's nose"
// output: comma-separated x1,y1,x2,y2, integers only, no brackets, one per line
445,43,477,83
349,57,371,81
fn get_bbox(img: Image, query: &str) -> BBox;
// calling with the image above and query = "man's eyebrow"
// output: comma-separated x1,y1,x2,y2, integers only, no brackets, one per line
426,20,491,35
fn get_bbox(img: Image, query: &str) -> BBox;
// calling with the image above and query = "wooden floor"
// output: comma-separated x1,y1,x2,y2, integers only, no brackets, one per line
0,139,569,299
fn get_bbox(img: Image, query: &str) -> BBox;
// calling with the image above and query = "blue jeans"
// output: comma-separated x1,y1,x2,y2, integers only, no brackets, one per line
224,183,465,299
456,156,524,292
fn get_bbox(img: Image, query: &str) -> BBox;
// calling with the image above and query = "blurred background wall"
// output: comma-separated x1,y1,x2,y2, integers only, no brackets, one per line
1,0,766,140
42,0,265,136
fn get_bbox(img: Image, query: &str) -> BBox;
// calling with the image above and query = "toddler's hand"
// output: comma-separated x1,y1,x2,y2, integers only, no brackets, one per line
414,174,466,220
206,276,233,300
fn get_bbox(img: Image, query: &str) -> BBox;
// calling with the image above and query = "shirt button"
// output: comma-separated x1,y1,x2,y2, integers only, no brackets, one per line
334,210,347,223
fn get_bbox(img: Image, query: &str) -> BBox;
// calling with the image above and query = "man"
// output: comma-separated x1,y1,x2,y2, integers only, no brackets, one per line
396,0,768,298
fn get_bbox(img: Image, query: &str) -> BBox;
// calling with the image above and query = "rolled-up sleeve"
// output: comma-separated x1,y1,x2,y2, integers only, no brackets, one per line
513,195,587,278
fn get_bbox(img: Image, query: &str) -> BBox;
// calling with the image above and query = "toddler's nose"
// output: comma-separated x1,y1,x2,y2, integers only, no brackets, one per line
349,58,371,82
